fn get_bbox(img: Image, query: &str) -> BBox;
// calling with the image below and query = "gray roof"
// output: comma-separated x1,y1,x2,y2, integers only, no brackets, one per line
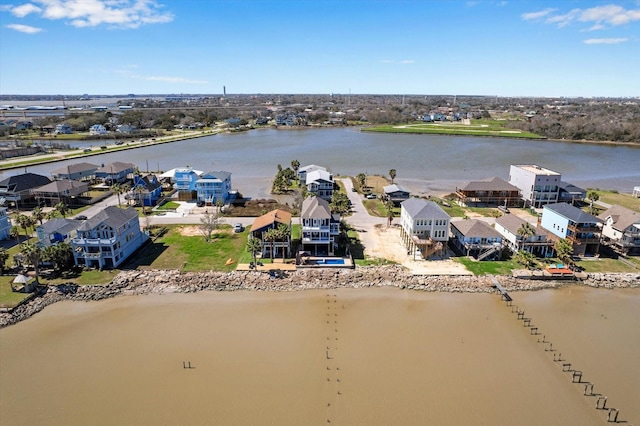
401,198,450,220
452,219,502,238
544,202,602,224
301,196,331,219
39,218,81,235
558,181,586,194
599,205,640,231
51,162,98,176
383,184,409,194
459,177,519,192
198,171,231,181
495,214,546,236
96,162,136,174
78,206,138,231
31,179,88,194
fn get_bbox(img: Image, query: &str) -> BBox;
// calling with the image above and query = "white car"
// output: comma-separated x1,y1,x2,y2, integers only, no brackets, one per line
233,223,244,233
365,193,377,199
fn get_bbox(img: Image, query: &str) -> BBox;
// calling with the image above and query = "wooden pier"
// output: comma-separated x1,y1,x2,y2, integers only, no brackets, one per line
489,275,512,302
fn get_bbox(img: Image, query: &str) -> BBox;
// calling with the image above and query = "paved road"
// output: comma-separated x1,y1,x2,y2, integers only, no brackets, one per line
339,178,387,252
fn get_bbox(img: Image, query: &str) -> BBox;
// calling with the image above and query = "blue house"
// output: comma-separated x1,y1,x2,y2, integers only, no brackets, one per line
195,171,232,205
36,218,82,247
540,202,602,257
131,174,162,207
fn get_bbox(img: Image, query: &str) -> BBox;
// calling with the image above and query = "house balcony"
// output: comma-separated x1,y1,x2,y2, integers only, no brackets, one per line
73,238,116,245
302,225,330,232
569,237,601,244
568,224,601,233
80,252,103,259
302,237,332,243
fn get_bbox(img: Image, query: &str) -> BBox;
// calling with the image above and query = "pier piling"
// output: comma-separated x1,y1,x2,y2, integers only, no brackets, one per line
596,396,608,410
607,408,619,422
572,370,583,383
584,383,594,396
563,363,572,372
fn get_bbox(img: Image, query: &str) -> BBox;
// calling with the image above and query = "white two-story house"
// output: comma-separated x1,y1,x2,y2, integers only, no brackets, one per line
400,198,450,259
71,206,148,269
306,169,334,201
300,197,340,256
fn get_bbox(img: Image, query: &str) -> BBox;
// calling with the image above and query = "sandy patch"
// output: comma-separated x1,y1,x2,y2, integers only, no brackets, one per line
367,225,472,275
177,225,229,237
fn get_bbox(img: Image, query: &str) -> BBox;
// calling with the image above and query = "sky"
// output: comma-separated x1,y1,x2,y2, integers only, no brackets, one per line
1,0,639,97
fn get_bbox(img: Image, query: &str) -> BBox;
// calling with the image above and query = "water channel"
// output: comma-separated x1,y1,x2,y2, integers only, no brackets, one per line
3,128,639,198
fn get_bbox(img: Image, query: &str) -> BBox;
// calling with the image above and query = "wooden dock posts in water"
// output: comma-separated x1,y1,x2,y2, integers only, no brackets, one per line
491,276,626,424
182,361,194,369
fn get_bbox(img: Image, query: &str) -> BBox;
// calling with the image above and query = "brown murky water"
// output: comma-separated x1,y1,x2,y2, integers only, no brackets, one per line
1,287,638,425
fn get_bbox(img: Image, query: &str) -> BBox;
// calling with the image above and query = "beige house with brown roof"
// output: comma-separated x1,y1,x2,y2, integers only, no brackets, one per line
494,214,554,257
599,205,640,255
249,209,292,258
455,177,521,207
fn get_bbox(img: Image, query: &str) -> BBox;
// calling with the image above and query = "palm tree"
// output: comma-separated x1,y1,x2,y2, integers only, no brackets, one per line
356,173,366,190
389,169,397,184
291,159,300,174
276,223,290,260
10,226,21,244
587,190,600,214
31,206,46,226
263,228,278,260
55,202,69,218
134,184,146,214
111,182,123,207
554,238,573,267
516,222,536,250
15,214,34,240
514,250,536,269
0,247,9,274
20,242,43,284
247,237,262,267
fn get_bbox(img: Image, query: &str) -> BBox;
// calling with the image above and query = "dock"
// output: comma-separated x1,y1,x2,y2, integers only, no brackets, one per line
489,275,512,302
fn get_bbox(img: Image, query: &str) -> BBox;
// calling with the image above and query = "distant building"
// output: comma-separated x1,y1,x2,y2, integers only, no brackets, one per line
494,214,554,257
51,162,98,181
130,174,163,207
95,162,135,185
509,165,561,208
558,181,586,205
54,123,73,134
160,167,203,200
382,184,410,206
195,171,232,205
456,177,521,207
0,172,51,206
305,169,334,201
89,124,107,135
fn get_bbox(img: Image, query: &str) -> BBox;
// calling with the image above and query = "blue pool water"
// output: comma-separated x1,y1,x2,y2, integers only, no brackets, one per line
317,258,345,265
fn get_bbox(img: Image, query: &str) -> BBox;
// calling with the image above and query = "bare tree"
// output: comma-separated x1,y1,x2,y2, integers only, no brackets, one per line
199,211,220,242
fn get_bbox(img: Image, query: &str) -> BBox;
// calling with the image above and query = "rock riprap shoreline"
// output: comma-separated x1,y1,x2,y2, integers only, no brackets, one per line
2,266,639,328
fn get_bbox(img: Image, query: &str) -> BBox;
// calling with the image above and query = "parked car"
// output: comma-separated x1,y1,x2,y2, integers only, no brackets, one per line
351,187,357,192
197,201,205,207
233,223,244,233
365,193,377,199
74,215,87,220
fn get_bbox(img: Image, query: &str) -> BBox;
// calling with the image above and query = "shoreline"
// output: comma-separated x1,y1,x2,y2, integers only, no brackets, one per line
2,267,638,328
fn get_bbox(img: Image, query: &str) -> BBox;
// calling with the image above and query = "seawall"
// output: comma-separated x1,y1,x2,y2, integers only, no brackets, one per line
1,266,638,328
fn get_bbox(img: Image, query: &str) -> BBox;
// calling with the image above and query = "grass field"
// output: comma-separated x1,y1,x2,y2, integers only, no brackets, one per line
363,119,545,139
588,189,640,211
0,277,33,308
455,257,521,276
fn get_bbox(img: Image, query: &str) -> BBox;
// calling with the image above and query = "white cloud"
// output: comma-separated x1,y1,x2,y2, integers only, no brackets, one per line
521,8,556,20
583,37,628,44
6,23,43,33
6,0,173,29
400,60,415,64
10,3,42,17
524,4,640,29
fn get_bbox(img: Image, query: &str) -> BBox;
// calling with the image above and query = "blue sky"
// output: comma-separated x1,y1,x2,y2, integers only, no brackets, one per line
1,0,639,97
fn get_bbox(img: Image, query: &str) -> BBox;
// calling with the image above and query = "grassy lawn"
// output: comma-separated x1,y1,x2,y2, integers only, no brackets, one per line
455,257,520,276
157,201,180,210
133,224,252,272
587,189,640,211
363,120,544,139
573,257,639,273
0,277,33,308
